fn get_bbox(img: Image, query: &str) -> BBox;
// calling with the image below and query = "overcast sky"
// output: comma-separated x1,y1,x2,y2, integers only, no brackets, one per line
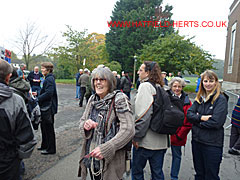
0,0,233,60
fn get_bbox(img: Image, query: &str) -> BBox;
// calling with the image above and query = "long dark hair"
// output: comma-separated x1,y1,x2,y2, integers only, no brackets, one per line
144,61,164,86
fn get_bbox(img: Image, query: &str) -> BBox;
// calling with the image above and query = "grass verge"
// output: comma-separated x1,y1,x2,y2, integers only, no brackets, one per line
56,79,75,84
184,84,197,93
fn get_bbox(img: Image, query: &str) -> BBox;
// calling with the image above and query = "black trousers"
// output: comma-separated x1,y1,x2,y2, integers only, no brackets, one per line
230,125,240,150
0,157,21,180
79,87,86,107
40,114,56,153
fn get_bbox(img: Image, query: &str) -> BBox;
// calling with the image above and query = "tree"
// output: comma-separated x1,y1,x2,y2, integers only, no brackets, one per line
14,22,55,69
106,61,122,73
106,0,174,72
139,32,215,75
50,26,109,78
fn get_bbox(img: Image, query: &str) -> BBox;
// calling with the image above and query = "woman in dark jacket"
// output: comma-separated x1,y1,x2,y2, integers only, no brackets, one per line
33,62,58,155
168,77,192,180
187,70,228,180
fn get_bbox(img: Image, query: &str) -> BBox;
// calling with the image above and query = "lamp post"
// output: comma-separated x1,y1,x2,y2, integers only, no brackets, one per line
133,55,137,88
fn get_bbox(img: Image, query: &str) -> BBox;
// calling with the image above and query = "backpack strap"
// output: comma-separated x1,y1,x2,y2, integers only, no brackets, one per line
104,91,120,135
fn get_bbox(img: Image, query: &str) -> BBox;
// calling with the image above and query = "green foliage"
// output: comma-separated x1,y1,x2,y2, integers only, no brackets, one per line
212,59,224,79
105,61,122,73
139,32,215,75
50,26,109,79
106,0,174,72
55,79,75,84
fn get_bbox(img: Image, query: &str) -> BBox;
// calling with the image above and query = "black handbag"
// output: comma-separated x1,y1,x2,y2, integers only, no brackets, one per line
40,101,53,123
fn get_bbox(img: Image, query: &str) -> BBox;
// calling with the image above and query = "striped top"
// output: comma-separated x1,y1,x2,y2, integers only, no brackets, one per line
231,97,240,128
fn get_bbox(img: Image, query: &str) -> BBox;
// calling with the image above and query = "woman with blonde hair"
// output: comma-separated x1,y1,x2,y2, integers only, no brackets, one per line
187,70,228,180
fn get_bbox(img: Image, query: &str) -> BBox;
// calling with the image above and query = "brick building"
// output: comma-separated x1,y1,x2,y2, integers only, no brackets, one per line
223,0,240,90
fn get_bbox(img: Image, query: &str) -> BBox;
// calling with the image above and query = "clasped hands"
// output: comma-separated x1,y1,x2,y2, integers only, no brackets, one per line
84,119,103,160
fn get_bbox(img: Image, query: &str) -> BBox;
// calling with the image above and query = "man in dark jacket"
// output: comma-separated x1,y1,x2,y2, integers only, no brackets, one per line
120,71,132,99
78,68,89,107
0,60,36,180
75,69,83,99
27,66,43,93
112,71,121,90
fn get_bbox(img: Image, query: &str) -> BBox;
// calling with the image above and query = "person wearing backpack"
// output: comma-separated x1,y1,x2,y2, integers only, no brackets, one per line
132,61,169,180
168,77,192,180
187,70,228,180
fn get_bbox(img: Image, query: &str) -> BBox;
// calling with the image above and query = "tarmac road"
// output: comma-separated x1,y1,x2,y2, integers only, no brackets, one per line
22,84,240,180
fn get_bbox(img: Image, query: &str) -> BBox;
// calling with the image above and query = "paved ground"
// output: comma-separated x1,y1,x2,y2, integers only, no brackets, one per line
22,84,240,180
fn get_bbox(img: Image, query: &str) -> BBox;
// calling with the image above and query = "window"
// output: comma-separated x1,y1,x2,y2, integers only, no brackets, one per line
228,22,237,74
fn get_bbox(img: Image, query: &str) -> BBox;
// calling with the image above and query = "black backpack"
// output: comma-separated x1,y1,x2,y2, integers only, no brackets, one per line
149,82,185,135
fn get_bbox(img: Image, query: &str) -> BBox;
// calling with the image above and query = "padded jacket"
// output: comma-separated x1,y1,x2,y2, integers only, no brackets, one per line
187,93,228,147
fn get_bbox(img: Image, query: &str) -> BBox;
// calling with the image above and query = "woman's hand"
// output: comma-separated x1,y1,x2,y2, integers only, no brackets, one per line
201,115,212,121
90,147,103,160
84,119,98,131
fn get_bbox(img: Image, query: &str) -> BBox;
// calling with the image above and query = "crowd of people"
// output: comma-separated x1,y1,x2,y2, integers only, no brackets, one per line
1,59,238,180
76,63,231,180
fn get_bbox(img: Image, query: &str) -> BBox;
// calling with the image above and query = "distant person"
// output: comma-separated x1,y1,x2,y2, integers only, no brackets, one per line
187,70,228,180
112,71,121,90
168,77,192,180
167,72,174,81
10,67,31,104
195,76,201,93
0,60,36,180
161,71,168,86
27,66,43,93
229,97,240,155
75,69,83,99
120,71,132,99
33,62,58,155
17,63,26,79
177,72,183,78
78,68,90,107
84,70,92,104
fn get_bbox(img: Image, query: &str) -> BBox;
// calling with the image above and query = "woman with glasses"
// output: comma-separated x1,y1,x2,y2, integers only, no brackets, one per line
187,70,228,180
78,66,135,180
168,77,192,180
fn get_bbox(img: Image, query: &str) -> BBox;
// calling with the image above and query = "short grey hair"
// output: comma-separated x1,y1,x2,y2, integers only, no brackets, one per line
91,66,116,93
169,77,186,88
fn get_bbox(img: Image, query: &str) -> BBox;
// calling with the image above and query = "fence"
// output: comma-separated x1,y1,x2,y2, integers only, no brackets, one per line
224,90,239,129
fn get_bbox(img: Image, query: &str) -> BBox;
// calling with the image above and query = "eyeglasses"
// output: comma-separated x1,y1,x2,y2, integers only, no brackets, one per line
93,78,106,83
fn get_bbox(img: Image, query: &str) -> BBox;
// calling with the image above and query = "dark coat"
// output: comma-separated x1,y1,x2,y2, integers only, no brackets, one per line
187,93,228,147
27,71,43,87
37,74,58,115
76,73,81,86
171,92,192,146
115,76,121,90
120,76,131,93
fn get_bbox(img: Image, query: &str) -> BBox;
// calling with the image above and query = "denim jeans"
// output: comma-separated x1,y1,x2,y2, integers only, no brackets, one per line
131,147,167,180
192,140,222,180
76,85,81,99
171,145,182,180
